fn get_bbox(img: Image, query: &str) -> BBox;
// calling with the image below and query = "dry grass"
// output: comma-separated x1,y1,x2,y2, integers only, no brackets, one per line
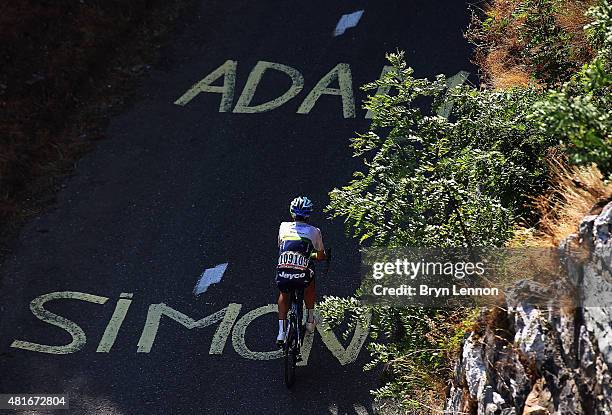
483,50,533,89
469,0,531,89
555,1,596,42
389,361,449,414
555,1,595,34
468,0,597,89
513,154,612,247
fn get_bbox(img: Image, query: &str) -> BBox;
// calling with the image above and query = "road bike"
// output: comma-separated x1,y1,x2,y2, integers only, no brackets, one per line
282,285,304,387
282,249,331,388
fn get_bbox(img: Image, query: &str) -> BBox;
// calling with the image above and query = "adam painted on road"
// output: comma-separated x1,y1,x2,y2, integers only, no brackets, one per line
174,59,469,119
10,291,371,367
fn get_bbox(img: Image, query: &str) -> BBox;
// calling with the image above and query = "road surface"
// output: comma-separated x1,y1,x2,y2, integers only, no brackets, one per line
0,1,474,413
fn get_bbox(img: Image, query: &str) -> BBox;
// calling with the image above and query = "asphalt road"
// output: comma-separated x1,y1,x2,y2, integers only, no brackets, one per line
0,1,474,413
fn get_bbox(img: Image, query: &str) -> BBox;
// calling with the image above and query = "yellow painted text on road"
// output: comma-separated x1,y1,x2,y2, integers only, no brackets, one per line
233,61,304,114
174,60,468,120
137,302,242,354
296,63,355,118
174,59,237,111
11,291,109,355
174,60,356,118
10,292,369,366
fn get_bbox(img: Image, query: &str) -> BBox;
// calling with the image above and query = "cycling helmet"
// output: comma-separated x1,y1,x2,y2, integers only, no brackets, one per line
290,196,313,218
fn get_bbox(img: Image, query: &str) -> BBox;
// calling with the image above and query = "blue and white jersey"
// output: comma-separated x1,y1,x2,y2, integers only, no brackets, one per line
277,221,324,271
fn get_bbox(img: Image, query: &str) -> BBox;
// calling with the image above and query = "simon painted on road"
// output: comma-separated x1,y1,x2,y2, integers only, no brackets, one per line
9,291,371,367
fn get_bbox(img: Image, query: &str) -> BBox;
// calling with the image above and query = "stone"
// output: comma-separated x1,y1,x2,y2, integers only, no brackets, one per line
445,201,612,414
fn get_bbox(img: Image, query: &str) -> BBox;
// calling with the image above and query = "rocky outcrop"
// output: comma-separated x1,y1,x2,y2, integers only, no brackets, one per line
445,201,612,415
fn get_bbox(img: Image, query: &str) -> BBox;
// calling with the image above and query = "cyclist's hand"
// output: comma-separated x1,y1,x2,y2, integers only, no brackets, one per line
310,250,327,261
325,248,332,262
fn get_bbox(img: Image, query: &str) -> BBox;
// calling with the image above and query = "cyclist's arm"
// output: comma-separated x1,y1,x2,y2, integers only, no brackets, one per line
312,228,326,260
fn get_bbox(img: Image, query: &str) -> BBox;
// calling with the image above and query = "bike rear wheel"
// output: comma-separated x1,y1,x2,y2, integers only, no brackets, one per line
283,325,297,388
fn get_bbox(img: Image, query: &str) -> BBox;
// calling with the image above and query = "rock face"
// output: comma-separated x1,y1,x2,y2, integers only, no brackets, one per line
445,201,612,415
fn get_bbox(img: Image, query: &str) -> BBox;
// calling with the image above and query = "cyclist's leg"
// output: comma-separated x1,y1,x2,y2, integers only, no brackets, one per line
276,270,294,319
304,270,316,331
276,291,290,345
277,291,290,320
276,272,292,344
304,279,315,310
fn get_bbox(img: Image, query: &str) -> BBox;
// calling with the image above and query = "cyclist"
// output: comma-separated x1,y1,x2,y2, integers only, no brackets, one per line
276,196,326,346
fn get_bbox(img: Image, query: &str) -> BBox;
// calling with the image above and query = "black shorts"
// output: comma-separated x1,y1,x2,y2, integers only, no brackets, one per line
276,268,314,293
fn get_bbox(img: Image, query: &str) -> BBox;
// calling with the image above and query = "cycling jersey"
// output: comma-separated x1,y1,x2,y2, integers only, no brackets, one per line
278,221,324,267
276,221,324,292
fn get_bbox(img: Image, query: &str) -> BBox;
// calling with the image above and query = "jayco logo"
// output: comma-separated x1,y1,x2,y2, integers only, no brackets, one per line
278,271,306,280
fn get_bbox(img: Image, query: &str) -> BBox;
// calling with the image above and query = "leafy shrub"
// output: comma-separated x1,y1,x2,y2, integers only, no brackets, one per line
515,0,581,83
323,51,558,410
530,1,612,177
318,295,480,412
585,0,612,59
327,52,555,248
530,59,612,176
324,1,611,411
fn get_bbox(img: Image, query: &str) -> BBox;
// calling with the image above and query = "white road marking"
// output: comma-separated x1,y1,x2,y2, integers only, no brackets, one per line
174,60,237,110
333,10,364,37
194,263,228,296
296,63,355,118
437,70,470,118
231,304,283,360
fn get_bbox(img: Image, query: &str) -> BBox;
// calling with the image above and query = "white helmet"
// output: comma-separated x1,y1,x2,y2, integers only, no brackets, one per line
290,196,313,218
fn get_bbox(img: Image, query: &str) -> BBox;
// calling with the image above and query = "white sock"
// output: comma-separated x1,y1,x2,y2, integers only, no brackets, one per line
278,320,285,334
307,309,314,323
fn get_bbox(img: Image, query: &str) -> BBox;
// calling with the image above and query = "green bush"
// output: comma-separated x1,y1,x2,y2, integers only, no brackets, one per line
531,1,612,178
585,0,612,60
323,51,557,410
514,0,581,83
531,59,612,176
328,52,555,248
530,1,612,177
318,295,479,411
323,1,611,410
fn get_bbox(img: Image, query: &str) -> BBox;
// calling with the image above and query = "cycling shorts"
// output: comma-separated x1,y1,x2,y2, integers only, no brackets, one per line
276,267,314,293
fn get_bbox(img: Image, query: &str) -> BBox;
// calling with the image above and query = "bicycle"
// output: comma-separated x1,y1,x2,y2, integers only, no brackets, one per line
282,249,331,388
282,286,304,387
